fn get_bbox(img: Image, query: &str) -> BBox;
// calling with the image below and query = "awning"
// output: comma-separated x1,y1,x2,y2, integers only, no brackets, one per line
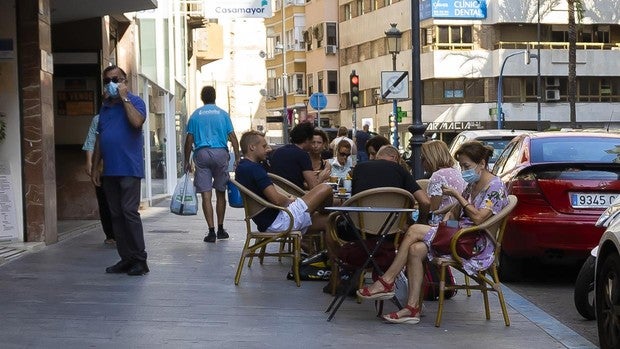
50,0,158,24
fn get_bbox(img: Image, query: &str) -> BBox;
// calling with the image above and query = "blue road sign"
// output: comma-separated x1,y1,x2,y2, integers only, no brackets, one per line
309,92,327,110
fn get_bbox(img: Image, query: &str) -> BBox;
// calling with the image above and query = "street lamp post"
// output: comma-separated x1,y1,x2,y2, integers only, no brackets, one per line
385,23,402,149
408,0,426,180
536,0,542,131
497,50,527,129
281,2,290,143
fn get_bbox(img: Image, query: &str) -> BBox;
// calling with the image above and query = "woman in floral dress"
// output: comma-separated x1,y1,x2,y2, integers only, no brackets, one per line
356,141,509,324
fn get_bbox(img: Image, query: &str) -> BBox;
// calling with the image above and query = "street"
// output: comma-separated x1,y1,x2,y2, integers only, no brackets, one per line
505,260,599,345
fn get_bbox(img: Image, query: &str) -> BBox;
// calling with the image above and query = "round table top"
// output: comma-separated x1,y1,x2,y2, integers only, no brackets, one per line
324,206,416,213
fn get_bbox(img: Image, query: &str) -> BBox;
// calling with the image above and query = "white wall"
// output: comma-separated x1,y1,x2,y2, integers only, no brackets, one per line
0,0,24,240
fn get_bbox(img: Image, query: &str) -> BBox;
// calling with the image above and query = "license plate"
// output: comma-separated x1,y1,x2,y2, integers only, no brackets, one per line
570,193,618,208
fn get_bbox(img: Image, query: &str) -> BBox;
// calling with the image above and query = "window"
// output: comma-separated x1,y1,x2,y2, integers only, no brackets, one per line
307,73,313,96
326,22,337,46
267,69,277,97
327,70,338,94
344,4,351,20
423,79,485,104
436,26,472,46
294,73,304,94
371,0,378,11
317,71,324,93
384,0,392,5
356,0,364,16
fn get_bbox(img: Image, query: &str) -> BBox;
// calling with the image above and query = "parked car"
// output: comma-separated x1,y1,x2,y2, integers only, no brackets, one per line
449,129,531,170
492,131,620,280
594,196,620,349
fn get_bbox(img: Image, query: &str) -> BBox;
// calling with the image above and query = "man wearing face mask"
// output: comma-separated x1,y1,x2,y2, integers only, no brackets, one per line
91,65,149,276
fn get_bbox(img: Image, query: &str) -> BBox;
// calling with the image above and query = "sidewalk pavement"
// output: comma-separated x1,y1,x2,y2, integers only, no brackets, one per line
0,199,598,348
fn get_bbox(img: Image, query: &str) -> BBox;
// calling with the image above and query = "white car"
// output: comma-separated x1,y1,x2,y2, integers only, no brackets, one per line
448,129,531,169
595,196,620,349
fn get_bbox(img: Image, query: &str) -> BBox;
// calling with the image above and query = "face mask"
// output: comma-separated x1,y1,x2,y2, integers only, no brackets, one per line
106,81,119,97
461,167,480,184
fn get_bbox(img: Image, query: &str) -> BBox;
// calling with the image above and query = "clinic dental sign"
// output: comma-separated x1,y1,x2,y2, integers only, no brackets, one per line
204,0,272,18
420,0,487,20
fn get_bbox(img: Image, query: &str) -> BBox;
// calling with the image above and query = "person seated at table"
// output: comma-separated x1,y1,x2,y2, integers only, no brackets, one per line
269,122,322,190
365,135,390,160
235,130,333,235
421,140,466,225
356,141,509,324
309,128,332,184
329,126,357,160
329,139,354,180
352,145,430,221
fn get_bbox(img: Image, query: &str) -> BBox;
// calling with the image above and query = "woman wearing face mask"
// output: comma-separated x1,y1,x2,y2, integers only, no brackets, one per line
355,140,509,324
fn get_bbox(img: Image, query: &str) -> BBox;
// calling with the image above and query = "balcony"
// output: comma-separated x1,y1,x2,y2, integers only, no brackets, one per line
193,25,224,67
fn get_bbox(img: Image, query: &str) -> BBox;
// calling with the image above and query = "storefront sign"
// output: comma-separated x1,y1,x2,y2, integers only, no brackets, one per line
204,0,272,18
420,0,487,20
425,121,485,132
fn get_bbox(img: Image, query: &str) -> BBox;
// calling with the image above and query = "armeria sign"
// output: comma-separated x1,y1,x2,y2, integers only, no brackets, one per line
420,0,487,20
204,0,272,19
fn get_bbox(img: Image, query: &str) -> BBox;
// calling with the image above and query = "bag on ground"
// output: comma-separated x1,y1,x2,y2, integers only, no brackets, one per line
287,252,331,281
422,263,457,301
170,173,198,215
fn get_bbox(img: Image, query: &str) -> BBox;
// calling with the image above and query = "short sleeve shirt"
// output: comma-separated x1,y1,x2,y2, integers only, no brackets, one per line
351,160,420,195
269,144,313,189
186,104,234,150
427,167,467,215
98,93,147,177
82,114,99,152
235,159,279,231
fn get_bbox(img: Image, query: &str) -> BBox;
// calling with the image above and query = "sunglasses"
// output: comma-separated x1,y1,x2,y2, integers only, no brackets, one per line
338,152,351,157
103,76,125,84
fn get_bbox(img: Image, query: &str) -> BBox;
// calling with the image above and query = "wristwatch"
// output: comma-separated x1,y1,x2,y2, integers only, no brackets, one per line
122,97,130,103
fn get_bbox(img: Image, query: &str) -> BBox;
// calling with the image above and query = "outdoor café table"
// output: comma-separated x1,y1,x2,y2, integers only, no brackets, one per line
323,206,415,321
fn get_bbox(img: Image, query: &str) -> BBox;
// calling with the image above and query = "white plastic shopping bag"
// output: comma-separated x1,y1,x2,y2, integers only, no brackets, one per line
170,173,198,215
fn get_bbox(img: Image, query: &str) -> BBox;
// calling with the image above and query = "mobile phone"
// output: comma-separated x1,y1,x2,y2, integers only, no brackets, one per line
445,220,459,228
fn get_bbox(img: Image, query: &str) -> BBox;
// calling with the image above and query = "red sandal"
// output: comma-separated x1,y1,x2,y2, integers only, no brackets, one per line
383,304,421,324
356,277,395,300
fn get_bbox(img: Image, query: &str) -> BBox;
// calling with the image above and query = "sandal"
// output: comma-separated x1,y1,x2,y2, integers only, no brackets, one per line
383,304,421,324
356,277,395,300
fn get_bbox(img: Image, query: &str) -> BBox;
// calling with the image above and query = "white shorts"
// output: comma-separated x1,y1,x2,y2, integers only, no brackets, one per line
267,198,312,234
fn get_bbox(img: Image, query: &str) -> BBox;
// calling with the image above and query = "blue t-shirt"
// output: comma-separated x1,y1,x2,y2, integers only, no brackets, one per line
269,144,313,189
186,104,234,150
98,93,147,177
235,159,279,231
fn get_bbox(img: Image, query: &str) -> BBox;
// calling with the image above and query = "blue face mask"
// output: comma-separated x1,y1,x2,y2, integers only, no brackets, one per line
106,81,119,98
461,168,481,184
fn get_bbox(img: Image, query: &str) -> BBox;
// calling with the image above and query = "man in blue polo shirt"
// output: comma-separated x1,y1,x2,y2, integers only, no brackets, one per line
184,86,240,243
91,65,149,276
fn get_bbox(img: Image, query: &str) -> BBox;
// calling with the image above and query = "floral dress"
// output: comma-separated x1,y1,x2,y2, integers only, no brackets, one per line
423,176,509,275
427,167,467,225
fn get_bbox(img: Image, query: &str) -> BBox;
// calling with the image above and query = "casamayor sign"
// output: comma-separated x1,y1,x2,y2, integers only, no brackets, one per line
204,0,273,18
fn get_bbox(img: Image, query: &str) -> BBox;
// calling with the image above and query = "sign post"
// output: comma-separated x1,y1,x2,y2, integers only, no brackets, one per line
308,92,327,128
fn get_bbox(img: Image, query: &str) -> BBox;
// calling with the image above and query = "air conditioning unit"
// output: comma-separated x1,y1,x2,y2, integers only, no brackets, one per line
546,77,560,87
325,45,337,55
545,89,560,101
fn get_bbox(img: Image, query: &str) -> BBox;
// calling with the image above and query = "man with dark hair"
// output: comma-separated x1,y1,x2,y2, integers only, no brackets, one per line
92,65,149,275
354,124,371,162
269,122,322,189
184,85,240,243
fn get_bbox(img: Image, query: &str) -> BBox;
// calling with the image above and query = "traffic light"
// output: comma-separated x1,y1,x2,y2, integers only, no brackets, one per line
350,71,360,107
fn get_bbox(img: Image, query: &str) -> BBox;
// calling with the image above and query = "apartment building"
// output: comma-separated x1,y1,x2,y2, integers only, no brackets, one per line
338,0,620,147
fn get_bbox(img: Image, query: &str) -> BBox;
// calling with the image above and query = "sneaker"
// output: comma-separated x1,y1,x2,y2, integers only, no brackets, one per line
204,232,217,243
216,229,229,239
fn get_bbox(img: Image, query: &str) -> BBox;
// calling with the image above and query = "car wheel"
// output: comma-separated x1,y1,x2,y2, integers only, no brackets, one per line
596,253,620,349
498,252,523,282
574,255,596,320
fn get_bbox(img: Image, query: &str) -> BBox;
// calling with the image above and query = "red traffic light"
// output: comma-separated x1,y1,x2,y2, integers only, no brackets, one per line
350,75,359,85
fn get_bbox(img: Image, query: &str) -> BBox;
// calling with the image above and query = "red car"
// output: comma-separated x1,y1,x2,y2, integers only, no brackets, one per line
492,131,620,280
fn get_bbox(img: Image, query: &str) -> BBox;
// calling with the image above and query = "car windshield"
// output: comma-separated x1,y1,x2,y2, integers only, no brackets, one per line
531,136,620,163
480,138,512,164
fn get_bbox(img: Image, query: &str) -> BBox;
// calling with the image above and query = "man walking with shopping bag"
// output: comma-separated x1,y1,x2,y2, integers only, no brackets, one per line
184,86,240,243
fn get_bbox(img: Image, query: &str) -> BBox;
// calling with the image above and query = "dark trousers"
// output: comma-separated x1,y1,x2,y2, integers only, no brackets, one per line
95,181,114,240
102,176,147,262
